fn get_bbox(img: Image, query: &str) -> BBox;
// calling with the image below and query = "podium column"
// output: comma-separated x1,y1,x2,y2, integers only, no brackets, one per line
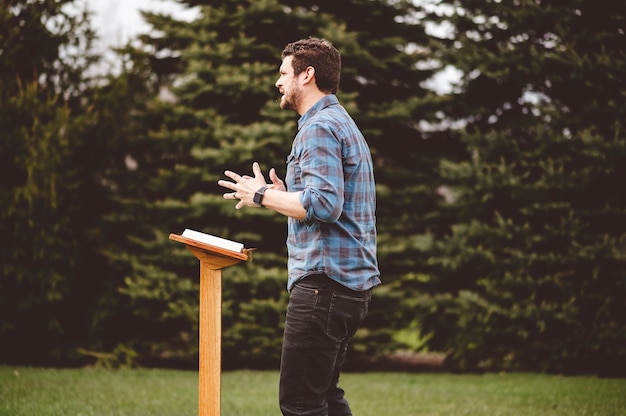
169,234,249,416
199,263,222,416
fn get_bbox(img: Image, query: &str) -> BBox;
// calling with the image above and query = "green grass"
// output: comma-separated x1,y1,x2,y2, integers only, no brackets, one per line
1,366,624,415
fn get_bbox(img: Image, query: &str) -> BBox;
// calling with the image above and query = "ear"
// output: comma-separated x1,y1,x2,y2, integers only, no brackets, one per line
301,66,316,86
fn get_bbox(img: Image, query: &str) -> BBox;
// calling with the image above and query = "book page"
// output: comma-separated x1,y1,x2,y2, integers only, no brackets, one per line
181,229,244,253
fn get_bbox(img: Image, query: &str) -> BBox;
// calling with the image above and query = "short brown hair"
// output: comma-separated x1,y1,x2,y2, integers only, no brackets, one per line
281,38,341,94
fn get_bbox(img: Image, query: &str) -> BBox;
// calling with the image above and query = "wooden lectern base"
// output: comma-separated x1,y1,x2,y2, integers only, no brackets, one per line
199,264,222,416
169,233,249,416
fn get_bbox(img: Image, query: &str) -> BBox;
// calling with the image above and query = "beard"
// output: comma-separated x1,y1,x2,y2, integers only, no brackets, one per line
279,83,302,111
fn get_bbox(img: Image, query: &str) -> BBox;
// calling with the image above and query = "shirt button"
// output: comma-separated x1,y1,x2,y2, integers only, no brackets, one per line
314,290,319,295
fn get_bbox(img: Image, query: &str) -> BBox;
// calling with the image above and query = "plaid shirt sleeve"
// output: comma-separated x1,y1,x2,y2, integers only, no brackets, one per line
298,120,344,224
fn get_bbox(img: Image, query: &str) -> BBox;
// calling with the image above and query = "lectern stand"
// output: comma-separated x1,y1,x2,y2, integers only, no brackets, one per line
169,233,250,416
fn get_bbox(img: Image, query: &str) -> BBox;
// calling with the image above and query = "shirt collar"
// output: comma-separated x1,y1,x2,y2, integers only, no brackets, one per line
297,94,338,131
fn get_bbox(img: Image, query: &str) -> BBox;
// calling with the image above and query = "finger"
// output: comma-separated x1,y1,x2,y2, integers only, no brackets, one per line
223,170,243,182
269,168,278,182
269,168,285,190
252,162,265,181
218,179,236,191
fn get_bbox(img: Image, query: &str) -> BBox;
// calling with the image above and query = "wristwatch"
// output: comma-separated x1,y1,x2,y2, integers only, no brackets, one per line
253,186,269,207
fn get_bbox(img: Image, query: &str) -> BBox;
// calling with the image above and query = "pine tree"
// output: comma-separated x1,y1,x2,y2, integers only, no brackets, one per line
109,0,446,367
412,0,626,374
0,0,103,364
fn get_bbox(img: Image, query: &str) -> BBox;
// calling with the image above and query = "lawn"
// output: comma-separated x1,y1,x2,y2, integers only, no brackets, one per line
1,366,624,415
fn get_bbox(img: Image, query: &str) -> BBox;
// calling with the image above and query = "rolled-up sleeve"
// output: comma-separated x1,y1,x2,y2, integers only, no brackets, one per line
298,121,344,224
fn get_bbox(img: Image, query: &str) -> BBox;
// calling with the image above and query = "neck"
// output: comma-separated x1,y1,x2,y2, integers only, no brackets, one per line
297,90,328,115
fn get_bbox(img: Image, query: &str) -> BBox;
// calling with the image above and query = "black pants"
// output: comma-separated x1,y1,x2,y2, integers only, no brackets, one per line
279,274,372,416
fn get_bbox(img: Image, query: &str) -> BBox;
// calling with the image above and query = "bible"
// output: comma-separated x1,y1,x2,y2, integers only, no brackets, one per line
181,229,245,253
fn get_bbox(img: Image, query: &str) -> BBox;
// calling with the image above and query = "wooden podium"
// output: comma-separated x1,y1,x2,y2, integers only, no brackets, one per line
169,233,250,416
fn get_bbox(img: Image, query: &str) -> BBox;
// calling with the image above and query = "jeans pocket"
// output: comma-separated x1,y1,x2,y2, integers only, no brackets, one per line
326,293,370,342
284,284,320,347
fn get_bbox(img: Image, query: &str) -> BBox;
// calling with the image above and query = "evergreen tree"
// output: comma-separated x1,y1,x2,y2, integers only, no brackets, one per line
410,0,626,374
109,0,446,367
0,0,103,364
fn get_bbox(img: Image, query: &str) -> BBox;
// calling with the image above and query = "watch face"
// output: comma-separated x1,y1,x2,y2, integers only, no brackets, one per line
254,187,267,205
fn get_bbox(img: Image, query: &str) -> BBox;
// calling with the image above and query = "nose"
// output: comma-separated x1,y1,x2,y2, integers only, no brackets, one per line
275,76,282,89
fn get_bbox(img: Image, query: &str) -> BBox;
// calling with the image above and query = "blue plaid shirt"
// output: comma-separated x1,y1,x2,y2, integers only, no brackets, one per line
285,94,380,292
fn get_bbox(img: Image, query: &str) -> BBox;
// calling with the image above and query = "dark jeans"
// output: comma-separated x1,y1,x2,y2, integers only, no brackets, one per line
279,274,372,416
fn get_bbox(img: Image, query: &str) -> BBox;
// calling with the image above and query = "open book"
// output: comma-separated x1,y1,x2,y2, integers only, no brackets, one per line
181,229,245,253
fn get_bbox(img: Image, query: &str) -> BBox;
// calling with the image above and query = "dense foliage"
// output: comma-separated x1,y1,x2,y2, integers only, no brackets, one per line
101,0,442,369
0,0,104,364
405,0,626,374
0,0,623,375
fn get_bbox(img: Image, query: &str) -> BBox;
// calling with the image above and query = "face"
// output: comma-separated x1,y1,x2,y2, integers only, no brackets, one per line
275,55,302,111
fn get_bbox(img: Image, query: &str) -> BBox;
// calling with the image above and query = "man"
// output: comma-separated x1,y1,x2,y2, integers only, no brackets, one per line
218,37,380,416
